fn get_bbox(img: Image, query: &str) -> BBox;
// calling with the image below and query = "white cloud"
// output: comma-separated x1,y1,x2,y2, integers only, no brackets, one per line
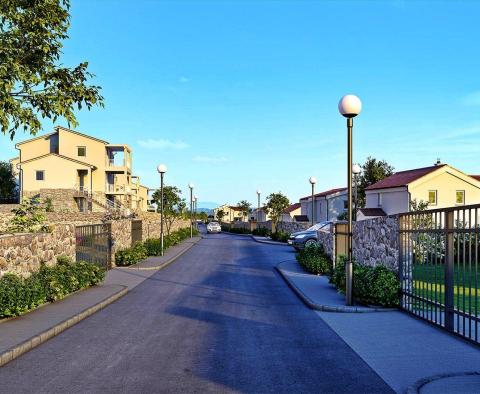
461,91,480,107
193,155,228,163
179,76,190,83
137,138,189,150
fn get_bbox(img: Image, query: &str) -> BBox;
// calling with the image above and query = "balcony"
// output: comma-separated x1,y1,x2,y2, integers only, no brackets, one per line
105,184,130,194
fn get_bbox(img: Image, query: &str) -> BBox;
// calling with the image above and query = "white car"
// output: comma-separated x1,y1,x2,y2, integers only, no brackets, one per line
207,222,221,233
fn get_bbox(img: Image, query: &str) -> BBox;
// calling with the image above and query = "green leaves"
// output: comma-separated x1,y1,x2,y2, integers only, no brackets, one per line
8,196,48,233
265,192,290,231
296,244,331,275
0,161,17,199
357,156,395,208
0,0,104,139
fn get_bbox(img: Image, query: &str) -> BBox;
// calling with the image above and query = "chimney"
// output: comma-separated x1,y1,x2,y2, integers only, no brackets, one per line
435,158,441,166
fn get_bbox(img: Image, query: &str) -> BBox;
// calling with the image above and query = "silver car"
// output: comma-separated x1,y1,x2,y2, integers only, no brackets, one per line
288,221,333,250
207,221,221,233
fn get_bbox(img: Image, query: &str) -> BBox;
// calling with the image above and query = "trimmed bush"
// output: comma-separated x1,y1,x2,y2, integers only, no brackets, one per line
252,227,270,237
0,256,105,318
118,227,199,263
296,244,332,275
221,226,252,234
270,230,290,243
115,242,148,266
329,255,400,308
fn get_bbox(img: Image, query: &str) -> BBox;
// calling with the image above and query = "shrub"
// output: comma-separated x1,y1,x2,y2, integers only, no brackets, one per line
329,255,400,308
139,227,198,258
270,230,290,243
115,242,148,266
252,227,270,237
144,238,162,256
0,258,105,318
296,244,332,275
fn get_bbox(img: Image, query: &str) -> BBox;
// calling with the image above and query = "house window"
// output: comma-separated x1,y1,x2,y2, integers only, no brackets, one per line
36,170,45,181
343,200,348,209
456,190,465,205
377,193,382,207
77,146,86,157
428,190,437,205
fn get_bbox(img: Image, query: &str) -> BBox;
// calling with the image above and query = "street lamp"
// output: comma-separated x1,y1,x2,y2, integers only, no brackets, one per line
338,94,362,306
194,195,198,229
256,189,261,223
157,164,167,256
352,163,361,222
188,182,194,237
309,176,317,227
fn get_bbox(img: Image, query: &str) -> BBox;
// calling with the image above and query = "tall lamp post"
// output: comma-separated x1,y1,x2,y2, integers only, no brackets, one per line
194,195,198,229
338,94,362,306
352,164,361,221
157,164,167,256
256,189,261,223
188,183,194,238
309,176,317,227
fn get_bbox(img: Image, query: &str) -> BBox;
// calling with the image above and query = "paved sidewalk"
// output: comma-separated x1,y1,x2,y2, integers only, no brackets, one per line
0,236,200,367
277,259,480,393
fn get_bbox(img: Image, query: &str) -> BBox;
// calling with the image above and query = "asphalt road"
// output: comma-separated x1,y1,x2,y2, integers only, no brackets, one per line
0,227,393,393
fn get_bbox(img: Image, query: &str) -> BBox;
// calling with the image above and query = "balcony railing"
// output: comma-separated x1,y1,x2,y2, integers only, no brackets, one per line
106,184,125,193
106,158,132,169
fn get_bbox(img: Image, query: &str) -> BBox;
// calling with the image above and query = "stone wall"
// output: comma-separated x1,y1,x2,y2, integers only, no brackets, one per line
315,216,400,273
0,224,75,278
110,219,132,265
277,221,310,233
352,215,399,272
24,189,79,212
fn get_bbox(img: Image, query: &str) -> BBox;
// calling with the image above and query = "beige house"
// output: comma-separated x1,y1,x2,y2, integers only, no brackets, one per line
12,126,150,212
213,204,248,223
362,163,480,220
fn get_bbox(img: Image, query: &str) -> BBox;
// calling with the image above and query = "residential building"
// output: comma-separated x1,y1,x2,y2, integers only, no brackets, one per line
11,126,150,212
362,163,480,219
213,204,248,223
251,207,270,222
281,203,301,222
300,187,348,223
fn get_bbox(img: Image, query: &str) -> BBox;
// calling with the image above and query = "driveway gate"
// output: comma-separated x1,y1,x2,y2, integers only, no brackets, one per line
399,204,480,344
75,223,112,269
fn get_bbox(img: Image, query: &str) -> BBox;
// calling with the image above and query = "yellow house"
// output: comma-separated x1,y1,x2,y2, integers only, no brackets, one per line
12,126,150,212
362,163,480,219
213,204,247,223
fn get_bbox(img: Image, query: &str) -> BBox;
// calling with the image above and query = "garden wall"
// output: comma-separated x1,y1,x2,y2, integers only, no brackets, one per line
277,221,310,233
0,224,75,278
316,215,400,273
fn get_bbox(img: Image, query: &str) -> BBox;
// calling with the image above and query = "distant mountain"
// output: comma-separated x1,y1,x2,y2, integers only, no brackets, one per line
196,207,214,215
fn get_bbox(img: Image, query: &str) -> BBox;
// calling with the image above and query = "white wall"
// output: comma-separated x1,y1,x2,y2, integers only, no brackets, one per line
326,193,347,221
365,188,409,215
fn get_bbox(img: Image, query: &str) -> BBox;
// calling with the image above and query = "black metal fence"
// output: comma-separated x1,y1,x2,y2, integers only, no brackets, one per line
75,223,112,269
399,204,480,344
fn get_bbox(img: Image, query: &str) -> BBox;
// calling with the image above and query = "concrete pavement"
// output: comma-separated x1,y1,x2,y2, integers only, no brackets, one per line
0,229,392,393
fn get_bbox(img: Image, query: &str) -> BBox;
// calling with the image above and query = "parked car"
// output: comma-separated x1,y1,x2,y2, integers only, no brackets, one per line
288,221,333,250
207,221,222,233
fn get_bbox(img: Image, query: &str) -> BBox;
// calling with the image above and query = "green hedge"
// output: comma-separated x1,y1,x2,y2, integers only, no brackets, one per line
252,227,270,236
330,256,400,308
296,244,332,275
0,256,105,318
270,230,290,243
221,226,252,234
115,227,199,266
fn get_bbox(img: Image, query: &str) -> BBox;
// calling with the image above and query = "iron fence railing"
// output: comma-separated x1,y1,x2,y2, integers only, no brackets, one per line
399,204,480,344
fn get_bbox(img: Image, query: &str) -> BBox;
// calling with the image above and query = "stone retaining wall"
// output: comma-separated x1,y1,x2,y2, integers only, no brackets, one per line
277,221,310,233
0,224,75,278
110,219,132,265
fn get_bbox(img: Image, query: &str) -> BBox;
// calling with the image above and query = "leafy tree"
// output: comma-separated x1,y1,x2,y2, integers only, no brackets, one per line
198,211,208,223
0,0,104,139
151,186,186,235
357,156,394,208
0,161,17,199
8,197,48,233
265,192,290,232
216,208,226,222
237,200,251,222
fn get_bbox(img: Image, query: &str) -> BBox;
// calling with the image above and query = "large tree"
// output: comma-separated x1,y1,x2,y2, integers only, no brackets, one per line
215,208,226,222
265,192,290,232
0,161,17,199
357,156,394,208
237,200,251,222
151,185,186,235
0,0,104,139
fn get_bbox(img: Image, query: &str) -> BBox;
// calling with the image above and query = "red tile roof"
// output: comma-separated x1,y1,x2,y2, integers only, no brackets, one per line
470,175,480,182
299,187,347,201
284,203,301,213
358,208,386,217
365,165,445,191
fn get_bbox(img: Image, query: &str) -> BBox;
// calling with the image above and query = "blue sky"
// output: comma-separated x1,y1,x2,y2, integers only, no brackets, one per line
2,0,480,208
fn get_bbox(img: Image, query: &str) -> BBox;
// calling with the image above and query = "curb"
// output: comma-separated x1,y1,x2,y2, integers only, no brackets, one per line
406,371,480,394
0,285,128,368
123,237,201,271
222,232,289,246
275,263,396,313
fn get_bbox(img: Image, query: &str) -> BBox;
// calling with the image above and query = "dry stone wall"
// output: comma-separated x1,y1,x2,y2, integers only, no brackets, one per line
277,221,310,233
0,224,75,278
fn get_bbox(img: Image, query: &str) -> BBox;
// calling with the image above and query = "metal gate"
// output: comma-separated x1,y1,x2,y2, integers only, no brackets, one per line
399,205,480,344
131,220,143,246
75,223,112,269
